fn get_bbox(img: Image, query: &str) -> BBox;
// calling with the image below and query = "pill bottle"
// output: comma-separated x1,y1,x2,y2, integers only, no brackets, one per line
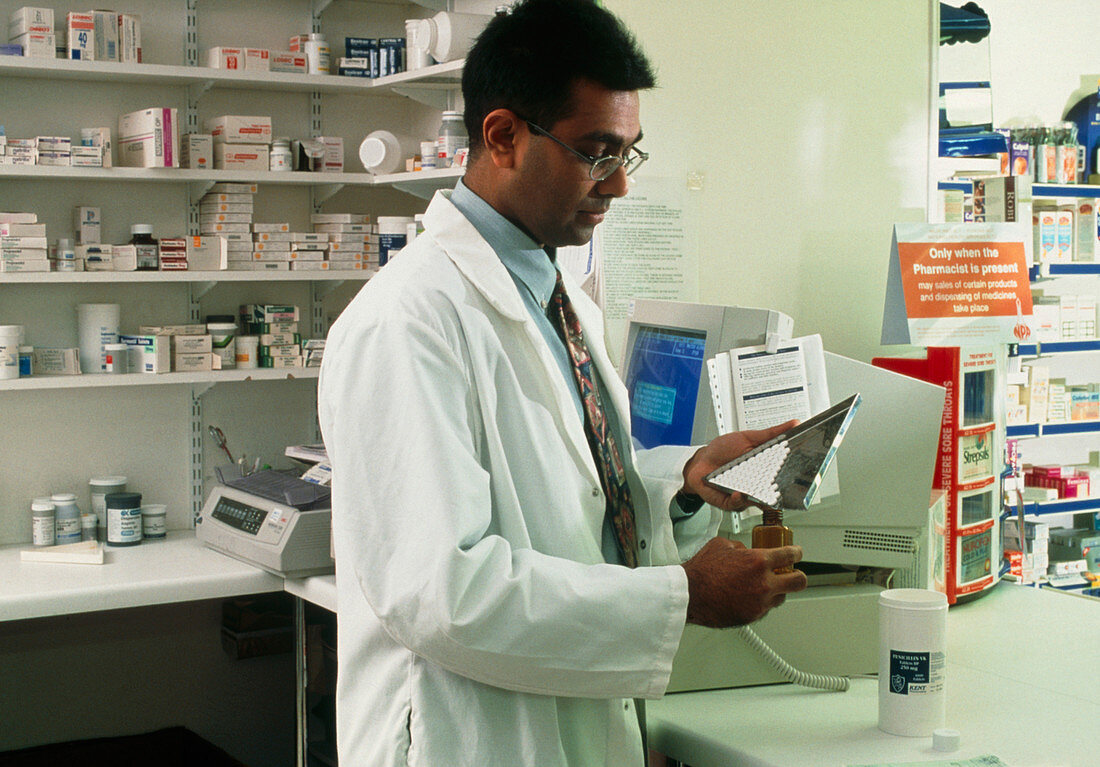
235,335,259,369
55,238,76,261
31,498,55,547
104,342,129,374
358,130,418,175
377,216,415,266
270,138,292,171
419,140,437,170
304,32,330,74
51,492,83,545
435,111,467,169
90,476,127,541
405,18,431,70
752,507,794,573
130,224,159,271
106,491,143,547
206,315,238,370
1057,121,1078,184
0,325,21,380
142,504,168,539
878,588,947,737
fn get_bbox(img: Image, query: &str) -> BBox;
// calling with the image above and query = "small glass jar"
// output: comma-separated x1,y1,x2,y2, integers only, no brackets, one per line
435,110,467,169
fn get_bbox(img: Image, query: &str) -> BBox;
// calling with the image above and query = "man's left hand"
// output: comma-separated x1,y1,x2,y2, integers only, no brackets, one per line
680,420,797,511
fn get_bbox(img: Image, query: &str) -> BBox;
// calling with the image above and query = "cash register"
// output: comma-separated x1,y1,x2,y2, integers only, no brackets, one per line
196,469,334,578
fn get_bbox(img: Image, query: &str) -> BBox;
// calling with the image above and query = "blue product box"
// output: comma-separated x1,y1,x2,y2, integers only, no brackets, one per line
0,44,23,56
345,37,378,57
379,37,405,76
338,68,371,78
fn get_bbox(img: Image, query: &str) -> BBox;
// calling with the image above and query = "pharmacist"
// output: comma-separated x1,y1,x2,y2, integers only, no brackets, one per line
318,1,807,764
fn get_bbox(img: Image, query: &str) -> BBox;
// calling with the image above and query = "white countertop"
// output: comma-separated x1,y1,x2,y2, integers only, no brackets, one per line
0,532,283,622
283,573,336,612
647,584,1100,767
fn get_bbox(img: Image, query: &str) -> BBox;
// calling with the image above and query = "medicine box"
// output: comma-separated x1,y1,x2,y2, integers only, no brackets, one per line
213,143,269,171
139,324,205,335
32,347,81,375
181,133,212,169
187,236,227,271
207,46,243,69
69,145,103,167
64,12,94,60
74,206,100,244
111,244,137,271
9,7,52,36
208,182,257,195
317,136,343,172
206,115,273,145
174,352,221,373
270,51,307,74
118,13,140,63
92,10,117,61
173,334,212,354
244,48,269,71
11,32,53,58
1076,200,1098,262
253,222,290,233
118,108,180,168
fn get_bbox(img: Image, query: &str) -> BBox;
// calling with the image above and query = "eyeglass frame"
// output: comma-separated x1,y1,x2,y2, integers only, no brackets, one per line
524,120,648,181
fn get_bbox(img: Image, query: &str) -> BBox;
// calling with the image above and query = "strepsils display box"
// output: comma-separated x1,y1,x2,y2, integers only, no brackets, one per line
270,51,307,74
11,32,54,58
181,133,212,169
206,115,273,145
207,46,242,69
213,143,269,171
118,108,180,168
118,13,140,63
64,12,94,60
92,10,117,61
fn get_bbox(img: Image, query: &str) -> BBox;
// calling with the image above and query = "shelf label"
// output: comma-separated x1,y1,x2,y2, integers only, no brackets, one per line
882,222,1032,346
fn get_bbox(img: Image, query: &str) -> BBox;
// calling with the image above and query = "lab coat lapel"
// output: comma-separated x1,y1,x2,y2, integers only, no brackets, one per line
423,192,602,488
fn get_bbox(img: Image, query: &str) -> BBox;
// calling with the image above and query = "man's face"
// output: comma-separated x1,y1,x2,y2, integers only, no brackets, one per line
512,80,641,248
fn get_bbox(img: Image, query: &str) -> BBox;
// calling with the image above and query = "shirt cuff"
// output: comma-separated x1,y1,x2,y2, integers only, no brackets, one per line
673,491,705,517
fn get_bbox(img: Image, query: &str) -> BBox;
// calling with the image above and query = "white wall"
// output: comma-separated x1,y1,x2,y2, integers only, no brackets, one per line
607,0,934,362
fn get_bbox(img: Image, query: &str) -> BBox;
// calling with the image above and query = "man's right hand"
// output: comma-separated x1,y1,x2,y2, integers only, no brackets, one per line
681,537,808,628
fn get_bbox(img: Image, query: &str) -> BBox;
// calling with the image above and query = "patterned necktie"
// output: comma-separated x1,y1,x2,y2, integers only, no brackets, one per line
549,271,638,567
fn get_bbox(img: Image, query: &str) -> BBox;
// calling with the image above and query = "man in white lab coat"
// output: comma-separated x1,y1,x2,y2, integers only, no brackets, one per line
318,1,807,764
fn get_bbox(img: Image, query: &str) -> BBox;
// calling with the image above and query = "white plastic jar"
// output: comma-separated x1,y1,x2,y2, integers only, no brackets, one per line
270,138,292,171
359,130,418,175
377,216,415,266
878,588,948,737
304,32,330,74
235,335,259,369
206,315,238,370
0,324,22,380
51,492,83,545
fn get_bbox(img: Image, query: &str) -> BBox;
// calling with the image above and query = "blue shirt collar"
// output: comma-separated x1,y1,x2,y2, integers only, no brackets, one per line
450,179,559,309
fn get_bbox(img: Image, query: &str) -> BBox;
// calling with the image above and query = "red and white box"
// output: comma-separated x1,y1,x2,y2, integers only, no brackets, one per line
9,7,53,37
207,46,242,69
118,108,180,168
213,143,269,171
317,136,343,173
244,48,269,71
118,13,141,63
205,115,272,145
11,32,54,58
270,51,307,74
64,12,94,60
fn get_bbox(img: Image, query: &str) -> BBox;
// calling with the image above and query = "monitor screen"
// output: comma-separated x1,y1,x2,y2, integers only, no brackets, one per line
624,325,707,448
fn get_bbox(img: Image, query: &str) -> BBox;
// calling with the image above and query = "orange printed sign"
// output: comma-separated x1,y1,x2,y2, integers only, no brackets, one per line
882,223,1032,346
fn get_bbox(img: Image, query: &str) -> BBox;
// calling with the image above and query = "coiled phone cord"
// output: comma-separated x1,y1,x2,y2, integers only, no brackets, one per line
736,624,851,692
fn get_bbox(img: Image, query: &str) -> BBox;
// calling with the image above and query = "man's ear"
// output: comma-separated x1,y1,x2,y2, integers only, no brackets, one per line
481,109,524,169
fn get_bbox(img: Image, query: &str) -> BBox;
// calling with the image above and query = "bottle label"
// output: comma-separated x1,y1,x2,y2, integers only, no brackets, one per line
32,515,55,546
888,649,945,695
108,507,143,543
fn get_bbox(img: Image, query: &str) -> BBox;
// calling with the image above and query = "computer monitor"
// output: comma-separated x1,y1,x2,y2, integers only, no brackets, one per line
620,299,794,449
619,300,945,574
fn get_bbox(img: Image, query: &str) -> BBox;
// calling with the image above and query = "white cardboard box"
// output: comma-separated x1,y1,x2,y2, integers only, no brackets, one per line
118,13,140,63
206,46,242,69
118,108,180,168
180,133,212,169
186,236,227,271
244,48,269,71
212,143,269,171
64,12,94,60
205,115,273,145
91,10,117,61
11,32,54,57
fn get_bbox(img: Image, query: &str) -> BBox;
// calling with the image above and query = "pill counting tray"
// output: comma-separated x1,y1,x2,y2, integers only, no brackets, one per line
704,393,861,510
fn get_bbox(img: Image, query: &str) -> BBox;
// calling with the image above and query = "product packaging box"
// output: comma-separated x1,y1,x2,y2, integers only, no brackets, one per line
316,136,343,172
1056,207,1075,263
1075,200,1098,262
111,243,137,271
206,46,242,69
208,182,257,195
69,145,103,167
181,133,212,169
73,206,100,244
139,324,206,335
200,212,252,226
205,115,273,145
242,304,299,324
311,213,369,225
187,235,227,271
1035,208,1057,263
32,347,81,375
253,240,291,251
92,10,117,61
200,202,253,215
118,108,180,168
230,261,290,271
253,222,290,233
200,222,252,235
173,352,221,372
213,143,269,171
270,51,306,74
9,7,52,36
244,48,269,71
291,261,331,271
81,126,112,168
172,334,212,354
254,231,292,242
118,13,140,63
12,32,54,58
64,12,94,60
251,250,291,262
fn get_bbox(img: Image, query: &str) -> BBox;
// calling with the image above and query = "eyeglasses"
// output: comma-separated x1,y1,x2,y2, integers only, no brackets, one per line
525,120,648,181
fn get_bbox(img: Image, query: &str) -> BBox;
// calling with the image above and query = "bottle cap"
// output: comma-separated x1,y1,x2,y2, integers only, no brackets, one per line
932,728,960,752
131,224,153,235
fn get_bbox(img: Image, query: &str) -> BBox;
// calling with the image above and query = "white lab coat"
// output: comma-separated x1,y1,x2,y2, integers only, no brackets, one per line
318,190,719,766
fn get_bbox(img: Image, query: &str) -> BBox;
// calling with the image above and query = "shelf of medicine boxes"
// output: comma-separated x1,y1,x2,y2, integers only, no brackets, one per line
0,366,320,392
0,55,464,96
0,267,377,284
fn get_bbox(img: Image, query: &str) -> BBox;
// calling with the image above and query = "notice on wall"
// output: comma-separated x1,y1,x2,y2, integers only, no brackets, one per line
597,179,697,361
881,222,1033,346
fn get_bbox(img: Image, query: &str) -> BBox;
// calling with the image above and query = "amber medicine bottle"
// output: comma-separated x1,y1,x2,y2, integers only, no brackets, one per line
752,506,793,573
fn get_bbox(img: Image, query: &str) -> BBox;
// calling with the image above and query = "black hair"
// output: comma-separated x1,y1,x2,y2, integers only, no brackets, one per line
461,0,656,154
